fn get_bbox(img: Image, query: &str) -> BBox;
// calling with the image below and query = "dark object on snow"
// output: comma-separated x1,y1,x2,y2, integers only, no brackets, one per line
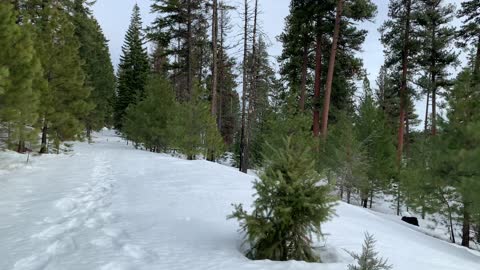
401,216,419,226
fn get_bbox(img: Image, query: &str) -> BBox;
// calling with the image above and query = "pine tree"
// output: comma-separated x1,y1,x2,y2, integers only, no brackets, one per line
416,0,458,136
149,0,208,101
230,137,336,262
380,0,420,164
114,4,149,129
355,79,396,208
0,2,42,152
458,0,480,80
30,0,92,154
72,0,116,139
123,75,176,151
437,68,480,248
346,233,393,270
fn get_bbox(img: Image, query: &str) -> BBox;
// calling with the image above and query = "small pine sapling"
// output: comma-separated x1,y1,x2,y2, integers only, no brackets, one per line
229,136,336,262
346,233,392,270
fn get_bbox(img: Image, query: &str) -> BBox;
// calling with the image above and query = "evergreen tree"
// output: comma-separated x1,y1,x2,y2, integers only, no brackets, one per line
123,76,176,151
0,2,42,152
29,0,92,154
72,0,116,138
230,137,336,262
355,79,396,208
114,4,149,129
173,86,224,160
149,0,208,101
380,0,420,164
346,233,393,270
457,0,480,80
416,0,458,135
437,68,480,248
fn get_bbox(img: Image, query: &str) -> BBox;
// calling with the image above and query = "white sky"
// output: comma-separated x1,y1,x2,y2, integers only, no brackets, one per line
92,0,468,128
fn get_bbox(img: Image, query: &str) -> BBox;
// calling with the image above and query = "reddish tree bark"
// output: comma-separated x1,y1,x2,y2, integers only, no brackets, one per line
397,0,412,165
320,0,344,140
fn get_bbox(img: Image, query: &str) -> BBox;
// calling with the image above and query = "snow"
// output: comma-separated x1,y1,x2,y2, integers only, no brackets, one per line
1,130,479,270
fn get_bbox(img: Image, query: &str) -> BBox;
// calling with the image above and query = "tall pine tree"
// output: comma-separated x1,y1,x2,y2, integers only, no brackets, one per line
114,4,149,129
0,2,42,152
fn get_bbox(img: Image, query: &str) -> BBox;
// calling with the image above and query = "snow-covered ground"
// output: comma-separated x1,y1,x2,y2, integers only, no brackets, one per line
1,130,479,270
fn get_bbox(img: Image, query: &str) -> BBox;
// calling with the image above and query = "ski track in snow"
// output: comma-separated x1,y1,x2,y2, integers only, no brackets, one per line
1,130,480,270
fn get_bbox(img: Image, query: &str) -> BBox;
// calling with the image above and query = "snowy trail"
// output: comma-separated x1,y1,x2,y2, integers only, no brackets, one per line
1,130,479,270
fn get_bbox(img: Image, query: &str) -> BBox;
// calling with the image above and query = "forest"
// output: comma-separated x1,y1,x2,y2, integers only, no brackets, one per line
1,0,480,266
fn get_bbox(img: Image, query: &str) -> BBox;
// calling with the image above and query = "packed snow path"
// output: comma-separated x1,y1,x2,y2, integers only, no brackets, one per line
1,130,479,270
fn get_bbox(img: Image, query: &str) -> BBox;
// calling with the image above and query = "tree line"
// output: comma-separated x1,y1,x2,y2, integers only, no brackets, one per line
1,0,480,260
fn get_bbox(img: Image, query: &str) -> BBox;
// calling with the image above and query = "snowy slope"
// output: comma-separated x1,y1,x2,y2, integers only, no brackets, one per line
1,130,479,270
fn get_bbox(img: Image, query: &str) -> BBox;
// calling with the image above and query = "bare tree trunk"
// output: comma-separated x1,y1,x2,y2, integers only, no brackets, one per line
299,43,308,112
211,0,218,117
397,0,412,165
186,0,193,100
369,190,373,208
424,92,430,136
244,0,259,173
320,0,344,140
239,0,249,173
39,119,48,154
474,36,480,78
462,203,471,248
312,30,323,137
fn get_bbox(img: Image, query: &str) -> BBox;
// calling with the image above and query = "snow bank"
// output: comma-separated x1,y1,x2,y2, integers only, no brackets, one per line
1,130,479,270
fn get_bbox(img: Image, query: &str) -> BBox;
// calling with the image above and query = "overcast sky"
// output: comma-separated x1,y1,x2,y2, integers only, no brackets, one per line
92,0,467,128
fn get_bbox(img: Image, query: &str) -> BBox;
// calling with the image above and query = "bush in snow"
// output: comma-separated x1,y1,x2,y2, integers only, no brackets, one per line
229,136,336,262
346,233,392,270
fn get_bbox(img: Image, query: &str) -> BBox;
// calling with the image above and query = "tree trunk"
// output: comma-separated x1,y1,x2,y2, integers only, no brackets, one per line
430,22,437,136
186,0,193,100
244,0,259,174
39,120,48,154
474,36,480,78
424,90,430,134
239,0,249,173
369,190,373,209
462,204,471,248
211,0,218,117
17,140,25,153
397,0,411,166
312,30,323,137
320,0,344,140
299,43,308,112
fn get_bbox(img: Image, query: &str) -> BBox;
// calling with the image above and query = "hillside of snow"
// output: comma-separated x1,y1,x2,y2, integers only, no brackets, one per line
1,130,479,270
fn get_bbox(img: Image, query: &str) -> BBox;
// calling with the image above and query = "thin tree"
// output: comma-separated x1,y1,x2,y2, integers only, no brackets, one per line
312,20,323,138
320,0,344,139
211,0,218,116
239,0,249,173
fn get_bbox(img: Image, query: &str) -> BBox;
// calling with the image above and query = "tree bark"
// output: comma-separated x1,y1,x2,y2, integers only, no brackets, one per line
424,90,430,134
244,0,259,174
211,0,218,117
462,204,471,247
312,31,323,137
474,36,480,78
299,43,308,112
39,120,48,154
320,0,344,140
239,0,249,173
397,0,412,166
186,0,193,100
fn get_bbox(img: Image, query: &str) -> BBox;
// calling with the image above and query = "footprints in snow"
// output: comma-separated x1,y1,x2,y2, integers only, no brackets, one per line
12,154,156,270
